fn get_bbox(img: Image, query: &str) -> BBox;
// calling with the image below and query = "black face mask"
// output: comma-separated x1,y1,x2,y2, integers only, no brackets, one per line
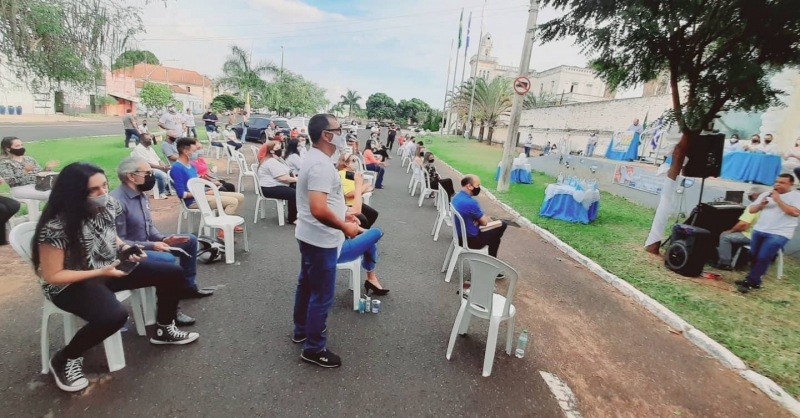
472,186,481,196
136,174,157,192
428,159,435,163
274,149,283,158
9,147,25,156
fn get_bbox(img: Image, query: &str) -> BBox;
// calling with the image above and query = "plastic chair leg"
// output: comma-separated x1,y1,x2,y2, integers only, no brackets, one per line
223,226,236,264
350,269,360,311
505,316,515,355
237,174,243,192
144,287,157,326
63,313,77,343
130,291,147,336
458,310,472,335
418,189,426,207
243,223,250,253
444,247,462,283
102,331,126,372
446,301,468,360
276,201,285,226
483,318,501,377
441,242,455,273
253,199,261,223
777,249,784,279
40,308,50,374
431,211,441,236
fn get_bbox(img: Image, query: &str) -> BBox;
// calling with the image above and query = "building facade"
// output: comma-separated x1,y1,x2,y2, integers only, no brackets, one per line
469,33,611,104
112,64,213,110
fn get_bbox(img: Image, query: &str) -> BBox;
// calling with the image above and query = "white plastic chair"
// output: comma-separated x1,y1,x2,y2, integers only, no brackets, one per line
352,155,376,186
251,164,287,226
9,223,149,374
187,178,249,264
170,178,202,234
441,204,489,283
233,151,255,192
446,252,518,377
417,169,434,207
400,146,411,168
337,257,362,311
250,145,260,163
409,163,425,196
732,245,784,279
431,190,453,241
14,198,42,222
223,143,238,174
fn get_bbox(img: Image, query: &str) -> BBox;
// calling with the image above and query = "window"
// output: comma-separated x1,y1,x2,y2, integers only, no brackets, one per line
570,85,574,93
186,86,191,93
540,83,544,93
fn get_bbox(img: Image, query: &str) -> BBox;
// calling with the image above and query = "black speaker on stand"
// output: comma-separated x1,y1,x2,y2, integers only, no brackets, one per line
665,224,714,277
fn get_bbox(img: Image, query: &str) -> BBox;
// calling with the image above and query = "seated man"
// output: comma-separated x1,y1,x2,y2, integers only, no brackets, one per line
452,175,508,264
169,138,246,231
130,133,171,198
715,186,768,270
736,174,800,293
338,152,378,228
160,130,181,163
111,157,214,326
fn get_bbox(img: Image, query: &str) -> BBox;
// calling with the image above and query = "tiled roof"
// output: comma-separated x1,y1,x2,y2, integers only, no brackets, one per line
134,80,194,96
114,64,212,87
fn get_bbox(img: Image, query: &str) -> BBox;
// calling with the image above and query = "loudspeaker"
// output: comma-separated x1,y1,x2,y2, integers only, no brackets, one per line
685,202,745,242
665,224,713,277
683,132,724,178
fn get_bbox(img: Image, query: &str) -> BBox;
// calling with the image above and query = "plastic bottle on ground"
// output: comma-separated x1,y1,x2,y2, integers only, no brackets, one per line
515,329,529,358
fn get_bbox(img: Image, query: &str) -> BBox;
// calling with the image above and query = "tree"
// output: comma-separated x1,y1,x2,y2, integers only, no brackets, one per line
339,89,362,117
111,50,159,70
261,70,327,116
472,77,513,143
539,0,800,253
0,0,147,88
365,93,397,121
217,45,278,99
139,82,173,113
329,103,345,116
397,98,432,123
210,94,244,112
522,90,554,109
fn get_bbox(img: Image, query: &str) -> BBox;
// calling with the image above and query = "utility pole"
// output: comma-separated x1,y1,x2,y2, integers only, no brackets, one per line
498,0,540,192
440,39,454,134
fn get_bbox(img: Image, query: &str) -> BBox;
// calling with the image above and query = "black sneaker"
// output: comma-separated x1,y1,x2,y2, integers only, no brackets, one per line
150,321,200,345
301,348,341,368
50,351,88,392
734,279,762,289
292,327,327,343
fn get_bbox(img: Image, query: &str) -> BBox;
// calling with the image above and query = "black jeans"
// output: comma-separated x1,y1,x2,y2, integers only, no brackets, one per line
262,186,297,223
51,260,184,359
0,196,21,245
464,221,508,257
219,181,236,192
374,148,390,161
354,203,379,229
387,135,395,150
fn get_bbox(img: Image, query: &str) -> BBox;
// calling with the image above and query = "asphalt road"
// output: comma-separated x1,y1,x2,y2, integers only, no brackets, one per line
0,116,216,142
0,154,564,417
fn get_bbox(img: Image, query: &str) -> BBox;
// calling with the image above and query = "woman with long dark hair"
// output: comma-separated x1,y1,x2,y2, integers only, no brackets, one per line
284,139,303,174
32,162,199,393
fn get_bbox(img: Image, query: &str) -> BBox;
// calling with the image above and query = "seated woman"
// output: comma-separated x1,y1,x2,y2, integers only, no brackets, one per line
257,140,297,224
0,177,21,245
0,136,59,200
208,126,224,148
423,152,455,199
363,139,386,189
337,168,389,295
190,143,236,192
370,138,391,161
33,162,198,392
284,139,303,175
338,153,378,228
222,124,243,151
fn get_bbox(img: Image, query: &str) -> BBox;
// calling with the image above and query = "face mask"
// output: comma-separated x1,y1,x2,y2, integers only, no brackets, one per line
88,193,109,209
9,147,25,156
273,149,283,158
135,174,156,192
730,138,738,143
429,159,435,163
141,141,152,147
189,152,199,160
765,139,772,144
472,186,481,196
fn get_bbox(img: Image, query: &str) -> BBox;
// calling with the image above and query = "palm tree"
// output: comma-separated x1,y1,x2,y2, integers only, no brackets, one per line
472,77,513,143
329,103,345,116
339,90,362,117
523,90,554,110
217,46,278,109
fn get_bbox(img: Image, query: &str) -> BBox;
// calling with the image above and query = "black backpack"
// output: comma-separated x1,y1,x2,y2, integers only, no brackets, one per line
197,236,225,264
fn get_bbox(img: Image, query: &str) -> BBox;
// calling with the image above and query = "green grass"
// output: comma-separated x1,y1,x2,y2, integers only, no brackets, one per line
426,136,800,397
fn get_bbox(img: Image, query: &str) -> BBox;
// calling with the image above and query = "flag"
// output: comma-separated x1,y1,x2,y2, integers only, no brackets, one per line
651,117,663,150
465,12,472,49
457,8,464,48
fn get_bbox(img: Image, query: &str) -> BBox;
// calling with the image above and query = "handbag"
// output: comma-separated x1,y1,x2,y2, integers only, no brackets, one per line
35,171,59,191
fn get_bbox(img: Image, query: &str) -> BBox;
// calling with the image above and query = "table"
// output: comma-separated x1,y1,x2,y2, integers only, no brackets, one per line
605,132,641,161
720,151,782,185
494,162,533,184
539,184,600,224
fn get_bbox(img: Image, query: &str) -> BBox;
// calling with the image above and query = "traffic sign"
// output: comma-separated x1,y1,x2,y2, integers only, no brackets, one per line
513,76,531,95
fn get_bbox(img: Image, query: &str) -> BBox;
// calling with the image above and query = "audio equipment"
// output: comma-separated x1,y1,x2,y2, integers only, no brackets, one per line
683,132,725,178
665,224,714,277
685,202,745,242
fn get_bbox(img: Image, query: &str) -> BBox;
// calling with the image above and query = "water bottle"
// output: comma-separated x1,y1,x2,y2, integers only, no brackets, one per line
515,330,529,358
557,172,564,184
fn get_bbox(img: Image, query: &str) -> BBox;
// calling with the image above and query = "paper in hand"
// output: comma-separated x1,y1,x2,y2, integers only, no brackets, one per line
169,247,191,257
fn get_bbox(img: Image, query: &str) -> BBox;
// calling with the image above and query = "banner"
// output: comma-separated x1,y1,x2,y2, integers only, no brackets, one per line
611,131,635,153
613,164,663,195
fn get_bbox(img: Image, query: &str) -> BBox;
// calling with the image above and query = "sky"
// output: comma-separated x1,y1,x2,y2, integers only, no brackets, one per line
133,0,596,109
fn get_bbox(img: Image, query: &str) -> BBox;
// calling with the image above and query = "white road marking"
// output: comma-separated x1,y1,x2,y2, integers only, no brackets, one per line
539,371,583,418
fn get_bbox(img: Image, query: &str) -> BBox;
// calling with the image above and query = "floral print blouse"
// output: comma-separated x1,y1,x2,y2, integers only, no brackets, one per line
0,156,43,187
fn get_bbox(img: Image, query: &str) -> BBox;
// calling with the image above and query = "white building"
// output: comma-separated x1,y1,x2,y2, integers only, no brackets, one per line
469,33,613,104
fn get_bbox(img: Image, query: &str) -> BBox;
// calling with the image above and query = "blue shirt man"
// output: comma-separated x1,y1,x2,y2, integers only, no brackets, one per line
112,156,213,300
451,174,508,258
202,111,218,131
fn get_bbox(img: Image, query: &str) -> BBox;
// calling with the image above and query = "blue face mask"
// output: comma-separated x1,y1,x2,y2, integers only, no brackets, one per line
189,152,199,161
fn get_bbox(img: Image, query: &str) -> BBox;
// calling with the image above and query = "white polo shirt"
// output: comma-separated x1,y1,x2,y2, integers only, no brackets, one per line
295,148,347,249
751,190,800,239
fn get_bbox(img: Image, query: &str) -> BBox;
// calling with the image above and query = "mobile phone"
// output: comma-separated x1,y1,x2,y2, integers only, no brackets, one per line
117,261,139,275
345,171,355,181
119,246,144,259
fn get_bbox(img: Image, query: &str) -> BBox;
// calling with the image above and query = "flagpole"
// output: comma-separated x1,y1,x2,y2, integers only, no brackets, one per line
460,12,472,87
466,1,486,144
440,39,455,135
448,8,463,135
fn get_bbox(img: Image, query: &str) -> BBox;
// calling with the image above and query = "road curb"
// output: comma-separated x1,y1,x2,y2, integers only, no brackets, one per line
436,159,800,417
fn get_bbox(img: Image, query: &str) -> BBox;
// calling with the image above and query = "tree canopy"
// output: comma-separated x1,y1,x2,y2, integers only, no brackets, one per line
397,98,431,123
210,94,244,112
139,82,173,112
112,50,159,70
365,93,397,121
339,90,362,117
260,69,327,116
217,45,278,97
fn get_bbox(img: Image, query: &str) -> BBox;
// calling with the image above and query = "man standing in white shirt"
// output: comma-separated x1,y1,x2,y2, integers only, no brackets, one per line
737,174,800,293
158,104,185,137
130,134,171,198
292,114,359,369
762,134,779,155
184,109,197,138
627,118,643,134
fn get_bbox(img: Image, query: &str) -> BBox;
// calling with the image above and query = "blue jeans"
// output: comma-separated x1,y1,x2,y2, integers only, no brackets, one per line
142,234,199,288
586,143,596,157
186,126,197,138
294,240,338,352
365,164,385,188
227,140,243,150
338,228,383,272
745,230,788,285
524,146,530,157
205,125,216,132
153,169,170,194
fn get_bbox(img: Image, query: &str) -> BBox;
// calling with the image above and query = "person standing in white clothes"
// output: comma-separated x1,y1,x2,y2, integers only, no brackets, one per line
761,134,779,155
737,174,800,293
184,109,197,138
158,104,185,138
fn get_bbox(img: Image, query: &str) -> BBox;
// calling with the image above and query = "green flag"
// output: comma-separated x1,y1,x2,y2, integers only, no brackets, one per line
457,8,464,48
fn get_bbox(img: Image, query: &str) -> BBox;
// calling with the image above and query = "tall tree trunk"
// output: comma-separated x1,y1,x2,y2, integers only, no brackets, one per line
644,71,689,255
487,126,494,143
468,118,475,139
478,120,485,142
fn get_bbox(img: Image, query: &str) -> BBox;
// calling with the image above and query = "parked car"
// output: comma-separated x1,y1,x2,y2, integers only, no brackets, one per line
271,118,292,135
287,116,311,135
365,121,379,129
231,117,290,143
